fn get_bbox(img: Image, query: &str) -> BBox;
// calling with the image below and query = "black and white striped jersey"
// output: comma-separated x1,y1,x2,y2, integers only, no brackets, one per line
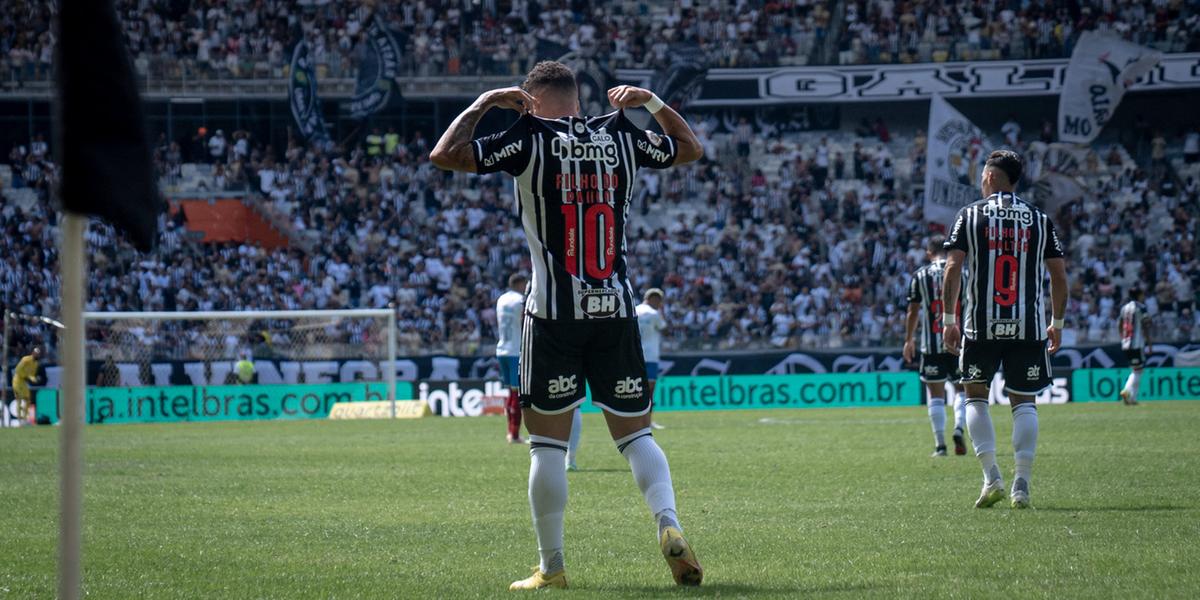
906,258,963,354
945,192,1064,342
1119,300,1149,350
472,110,678,321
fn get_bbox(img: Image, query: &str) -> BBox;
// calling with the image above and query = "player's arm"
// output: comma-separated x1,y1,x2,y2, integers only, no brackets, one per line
903,302,919,364
607,85,703,165
1142,313,1152,351
430,87,539,173
902,274,920,363
941,250,965,355
1046,257,1068,354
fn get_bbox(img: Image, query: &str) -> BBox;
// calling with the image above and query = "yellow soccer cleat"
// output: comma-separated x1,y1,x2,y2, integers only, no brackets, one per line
659,527,703,586
509,567,567,591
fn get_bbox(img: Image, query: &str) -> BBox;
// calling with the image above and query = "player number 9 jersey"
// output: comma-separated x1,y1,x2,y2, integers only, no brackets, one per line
944,192,1064,342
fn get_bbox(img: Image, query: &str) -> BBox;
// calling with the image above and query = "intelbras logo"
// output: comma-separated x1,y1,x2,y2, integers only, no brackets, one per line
552,131,619,167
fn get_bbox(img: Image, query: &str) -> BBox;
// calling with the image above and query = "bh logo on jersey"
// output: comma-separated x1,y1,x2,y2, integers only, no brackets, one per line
991,320,1019,339
548,375,578,399
614,377,643,400
578,290,620,318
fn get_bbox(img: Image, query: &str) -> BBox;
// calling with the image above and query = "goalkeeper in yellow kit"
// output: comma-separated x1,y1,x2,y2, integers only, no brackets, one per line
12,346,42,425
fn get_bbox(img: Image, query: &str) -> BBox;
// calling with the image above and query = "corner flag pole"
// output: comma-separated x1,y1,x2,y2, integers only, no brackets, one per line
58,211,87,600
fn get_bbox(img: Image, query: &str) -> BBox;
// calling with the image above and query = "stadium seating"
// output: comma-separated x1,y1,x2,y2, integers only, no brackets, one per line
5,113,1196,356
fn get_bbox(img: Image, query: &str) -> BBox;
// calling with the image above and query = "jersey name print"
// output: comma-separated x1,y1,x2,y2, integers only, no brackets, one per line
945,192,1064,341
472,110,678,321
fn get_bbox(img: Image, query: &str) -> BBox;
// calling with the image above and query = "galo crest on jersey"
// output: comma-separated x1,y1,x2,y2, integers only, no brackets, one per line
552,133,619,167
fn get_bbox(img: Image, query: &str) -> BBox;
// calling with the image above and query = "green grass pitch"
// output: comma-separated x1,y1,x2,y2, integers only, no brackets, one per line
2,402,1198,598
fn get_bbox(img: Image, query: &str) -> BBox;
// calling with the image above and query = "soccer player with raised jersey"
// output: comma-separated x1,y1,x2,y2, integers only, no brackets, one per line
903,236,968,457
431,61,704,589
1118,288,1152,405
942,150,1069,510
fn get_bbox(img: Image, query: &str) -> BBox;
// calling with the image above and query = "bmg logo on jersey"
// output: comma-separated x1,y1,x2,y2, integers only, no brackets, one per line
982,204,1034,225
990,320,1019,339
578,289,621,318
614,376,644,399
547,374,579,398
552,135,619,167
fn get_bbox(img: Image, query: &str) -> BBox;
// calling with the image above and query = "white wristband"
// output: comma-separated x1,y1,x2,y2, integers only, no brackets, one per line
644,93,665,113
942,314,956,326
1052,318,1065,329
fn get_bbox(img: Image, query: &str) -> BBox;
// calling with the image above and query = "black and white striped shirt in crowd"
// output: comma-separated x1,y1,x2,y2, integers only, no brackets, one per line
906,257,964,354
1119,300,1149,350
472,110,679,321
945,192,1064,342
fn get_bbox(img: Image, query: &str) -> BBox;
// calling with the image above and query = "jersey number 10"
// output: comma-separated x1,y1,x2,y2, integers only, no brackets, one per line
562,204,616,279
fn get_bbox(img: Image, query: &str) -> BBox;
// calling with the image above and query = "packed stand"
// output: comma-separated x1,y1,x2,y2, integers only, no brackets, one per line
5,110,1200,358
836,0,1200,65
1,1,832,87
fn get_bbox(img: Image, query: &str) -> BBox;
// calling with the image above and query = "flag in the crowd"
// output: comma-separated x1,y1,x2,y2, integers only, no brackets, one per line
57,0,161,252
289,41,331,144
924,95,994,229
349,14,404,120
1058,31,1161,144
1025,141,1089,216
649,42,709,109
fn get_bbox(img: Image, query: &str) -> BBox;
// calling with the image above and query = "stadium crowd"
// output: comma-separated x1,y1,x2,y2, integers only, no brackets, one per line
7,0,1200,88
838,0,1200,64
2,0,832,86
5,107,1199,358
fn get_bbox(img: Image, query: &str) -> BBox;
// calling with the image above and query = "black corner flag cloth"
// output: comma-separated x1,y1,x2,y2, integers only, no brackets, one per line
57,0,161,252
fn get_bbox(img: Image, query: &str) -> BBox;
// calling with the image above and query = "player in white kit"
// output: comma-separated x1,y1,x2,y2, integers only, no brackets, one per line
637,289,668,430
496,273,528,444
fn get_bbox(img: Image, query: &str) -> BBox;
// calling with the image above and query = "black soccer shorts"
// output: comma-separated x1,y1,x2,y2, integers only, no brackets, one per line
1124,347,1146,369
518,314,651,417
958,339,1052,395
918,352,961,383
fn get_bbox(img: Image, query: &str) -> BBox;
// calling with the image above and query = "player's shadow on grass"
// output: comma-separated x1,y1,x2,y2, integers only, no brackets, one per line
603,581,883,595
1035,504,1189,512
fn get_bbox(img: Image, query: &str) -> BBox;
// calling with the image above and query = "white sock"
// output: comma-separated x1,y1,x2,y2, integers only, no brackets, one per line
928,397,946,448
1011,403,1038,485
566,409,582,466
966,398,1002,485
528,435,568,574
1125,370,1143,401
954,393,967,433
616,428,680,534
